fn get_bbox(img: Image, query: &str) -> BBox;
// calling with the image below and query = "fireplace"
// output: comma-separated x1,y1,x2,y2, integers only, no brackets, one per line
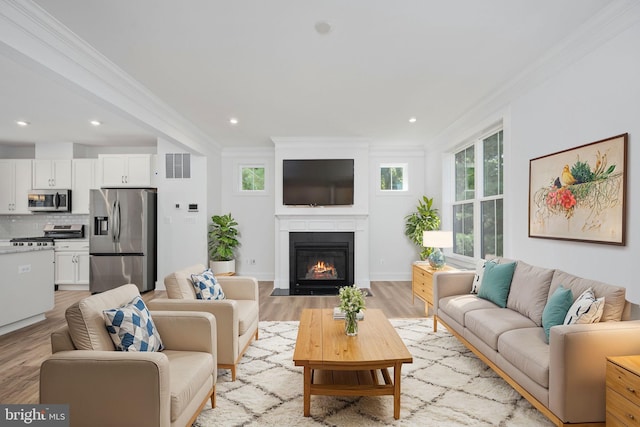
289,232,354,295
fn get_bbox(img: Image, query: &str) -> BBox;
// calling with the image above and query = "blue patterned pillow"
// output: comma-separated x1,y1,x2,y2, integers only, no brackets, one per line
103,296,164,352
190,268,225,300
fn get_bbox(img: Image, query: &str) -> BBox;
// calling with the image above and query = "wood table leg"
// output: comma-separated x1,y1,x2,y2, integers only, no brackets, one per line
303,366,311,417
433,314,438,332
394,363,402,419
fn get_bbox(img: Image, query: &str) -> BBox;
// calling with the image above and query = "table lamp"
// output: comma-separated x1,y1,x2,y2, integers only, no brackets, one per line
422,231,453,270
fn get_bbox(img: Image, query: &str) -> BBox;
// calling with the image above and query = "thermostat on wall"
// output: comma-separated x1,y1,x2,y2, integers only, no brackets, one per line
188,203,198,212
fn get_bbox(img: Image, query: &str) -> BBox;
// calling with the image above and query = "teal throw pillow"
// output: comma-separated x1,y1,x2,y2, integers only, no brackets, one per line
542,285,574,343
477,261,516,308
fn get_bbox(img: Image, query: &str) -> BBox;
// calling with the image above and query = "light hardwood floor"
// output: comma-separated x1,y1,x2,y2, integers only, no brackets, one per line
0,281,425,404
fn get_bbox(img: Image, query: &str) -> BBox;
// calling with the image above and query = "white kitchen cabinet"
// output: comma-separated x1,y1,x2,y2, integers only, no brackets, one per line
54,240,90,290
72,159,98,214
0,159,32,214
32,159,72,189
98,154,154,187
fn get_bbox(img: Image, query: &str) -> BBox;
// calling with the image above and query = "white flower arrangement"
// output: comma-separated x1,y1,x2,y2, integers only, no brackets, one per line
338,284,366,314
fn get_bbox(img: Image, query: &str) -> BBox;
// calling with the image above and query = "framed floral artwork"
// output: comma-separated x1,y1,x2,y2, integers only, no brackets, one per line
529,133,627,245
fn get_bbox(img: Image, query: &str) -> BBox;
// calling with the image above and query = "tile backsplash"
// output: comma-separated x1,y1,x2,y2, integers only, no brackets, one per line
0,214,89,239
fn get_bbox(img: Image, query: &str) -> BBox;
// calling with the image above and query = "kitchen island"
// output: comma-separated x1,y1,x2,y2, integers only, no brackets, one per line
0,246,54,336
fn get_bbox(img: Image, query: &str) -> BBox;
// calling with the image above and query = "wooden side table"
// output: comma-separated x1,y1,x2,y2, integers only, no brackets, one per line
411,263,455,332
606,355,640,425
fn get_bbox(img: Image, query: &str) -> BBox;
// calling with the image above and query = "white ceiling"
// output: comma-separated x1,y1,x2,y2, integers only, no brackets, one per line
0,0,614,149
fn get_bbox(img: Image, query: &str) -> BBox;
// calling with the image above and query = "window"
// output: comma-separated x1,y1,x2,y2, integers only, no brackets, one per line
380,164,407,191
240,166,265,191
452,129,503,259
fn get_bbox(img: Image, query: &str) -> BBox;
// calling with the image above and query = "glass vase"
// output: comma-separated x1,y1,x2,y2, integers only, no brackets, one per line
344,311,358,336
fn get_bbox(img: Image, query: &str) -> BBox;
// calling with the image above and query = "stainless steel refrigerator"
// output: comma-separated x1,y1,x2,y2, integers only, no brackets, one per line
89,188,157,293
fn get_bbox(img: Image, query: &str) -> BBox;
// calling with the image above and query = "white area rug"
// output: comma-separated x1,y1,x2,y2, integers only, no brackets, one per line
195,318,554,426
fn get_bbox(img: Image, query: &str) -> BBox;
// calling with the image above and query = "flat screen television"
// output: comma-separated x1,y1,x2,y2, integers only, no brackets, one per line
283,159,354,206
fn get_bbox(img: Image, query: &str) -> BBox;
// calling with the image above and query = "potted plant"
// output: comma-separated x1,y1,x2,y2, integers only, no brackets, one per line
208,213,240,274
404,196,441,261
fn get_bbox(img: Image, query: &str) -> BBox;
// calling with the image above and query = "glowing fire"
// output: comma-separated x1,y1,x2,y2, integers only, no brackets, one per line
306,260,338,279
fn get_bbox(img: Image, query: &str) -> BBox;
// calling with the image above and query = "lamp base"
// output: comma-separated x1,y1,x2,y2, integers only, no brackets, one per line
427,248,445,270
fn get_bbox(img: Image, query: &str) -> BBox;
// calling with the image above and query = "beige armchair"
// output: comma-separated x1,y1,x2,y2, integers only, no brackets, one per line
147,264,259,381
40,284,216,427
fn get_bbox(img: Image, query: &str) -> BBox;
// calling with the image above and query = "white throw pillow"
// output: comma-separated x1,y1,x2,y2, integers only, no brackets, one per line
471,259,496,294
564,288,605,325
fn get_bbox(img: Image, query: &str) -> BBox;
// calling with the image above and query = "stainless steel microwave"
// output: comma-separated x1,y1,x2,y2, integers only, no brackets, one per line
28,190,71,212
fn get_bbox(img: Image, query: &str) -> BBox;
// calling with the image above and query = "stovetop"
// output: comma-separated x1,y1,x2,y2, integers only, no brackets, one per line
9,237,55,247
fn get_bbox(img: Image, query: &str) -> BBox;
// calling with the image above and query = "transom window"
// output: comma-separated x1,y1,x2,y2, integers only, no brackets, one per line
452,129,503,259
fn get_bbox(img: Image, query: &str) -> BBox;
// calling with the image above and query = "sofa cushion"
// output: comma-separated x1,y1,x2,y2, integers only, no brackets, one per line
465,308,537,350
498,328,550,388
236,300,259,336
190,269,225,300
542,285,573,343
164,264,204,299
438,294,498,326
507,261,554,327
164,350,214,422
471,259,497,294
66,284,140,351
477,261,517,308
564,288,605,325
103,296,164,352
550,270,625,322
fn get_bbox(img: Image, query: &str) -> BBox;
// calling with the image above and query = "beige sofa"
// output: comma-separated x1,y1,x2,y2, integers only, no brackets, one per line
433,259,640,427
40,284,217,427
148,264,259,381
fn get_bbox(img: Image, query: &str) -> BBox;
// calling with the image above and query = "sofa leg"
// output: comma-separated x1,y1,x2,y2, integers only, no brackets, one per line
255,329,259,340
433,315,438,333
211,385,216,408
231,366,236,381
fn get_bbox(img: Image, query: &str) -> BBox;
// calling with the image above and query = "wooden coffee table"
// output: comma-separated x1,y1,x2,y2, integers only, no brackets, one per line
293,308,413,419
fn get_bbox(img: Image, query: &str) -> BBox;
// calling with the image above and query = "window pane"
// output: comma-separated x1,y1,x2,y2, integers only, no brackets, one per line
455,146,474,201
380,167,391,190
241,167,265,191
392,167,404,190
483,130,503,197
453,203,474,257
481,199,503,258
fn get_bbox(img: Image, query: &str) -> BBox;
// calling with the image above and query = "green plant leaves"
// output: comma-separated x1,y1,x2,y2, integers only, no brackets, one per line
208,213,240,261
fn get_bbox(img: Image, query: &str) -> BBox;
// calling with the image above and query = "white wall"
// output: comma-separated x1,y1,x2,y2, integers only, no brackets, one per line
156,138,208,287
368,147,426,280
434,19,640,302
219,148,275,279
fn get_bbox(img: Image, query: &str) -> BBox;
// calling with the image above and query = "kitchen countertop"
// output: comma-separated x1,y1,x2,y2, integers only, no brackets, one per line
0,246,55,255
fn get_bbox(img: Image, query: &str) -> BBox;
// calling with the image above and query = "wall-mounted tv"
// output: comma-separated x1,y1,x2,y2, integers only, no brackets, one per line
283,159,354,206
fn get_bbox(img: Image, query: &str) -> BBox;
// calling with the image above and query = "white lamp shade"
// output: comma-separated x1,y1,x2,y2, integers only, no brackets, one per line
422,231,453,248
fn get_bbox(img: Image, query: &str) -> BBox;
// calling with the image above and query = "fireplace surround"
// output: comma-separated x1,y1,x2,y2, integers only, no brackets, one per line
289,232,354,295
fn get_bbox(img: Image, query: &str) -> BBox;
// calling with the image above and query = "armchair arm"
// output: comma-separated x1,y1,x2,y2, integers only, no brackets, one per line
40,350,171,427
148,301,235,365
217,276,259,301
151,311,217,357
432,271,475,312
549,320,640,423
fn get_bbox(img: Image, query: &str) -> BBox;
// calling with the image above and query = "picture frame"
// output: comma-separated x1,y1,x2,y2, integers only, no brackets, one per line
528,133,627,245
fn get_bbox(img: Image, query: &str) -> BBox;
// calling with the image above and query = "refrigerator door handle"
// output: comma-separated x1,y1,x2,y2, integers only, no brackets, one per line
114,199,121,242
109,199,117,242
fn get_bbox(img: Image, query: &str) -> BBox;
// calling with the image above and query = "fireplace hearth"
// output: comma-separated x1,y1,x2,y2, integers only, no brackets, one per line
289,232,354,295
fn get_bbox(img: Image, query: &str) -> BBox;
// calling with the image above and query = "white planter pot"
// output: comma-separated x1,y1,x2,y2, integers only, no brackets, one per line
209,259,236,274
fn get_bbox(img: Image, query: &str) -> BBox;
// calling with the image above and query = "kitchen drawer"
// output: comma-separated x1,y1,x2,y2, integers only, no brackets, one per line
55,240,89,251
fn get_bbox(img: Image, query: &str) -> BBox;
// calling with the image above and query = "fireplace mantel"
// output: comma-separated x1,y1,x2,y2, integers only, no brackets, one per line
274,214,370,291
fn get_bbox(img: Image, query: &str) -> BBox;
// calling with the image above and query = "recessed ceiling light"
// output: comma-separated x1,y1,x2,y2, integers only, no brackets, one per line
314,21,332,35
408,117,417,123
229,117,239,125
16,120,30,127
90,120,102,126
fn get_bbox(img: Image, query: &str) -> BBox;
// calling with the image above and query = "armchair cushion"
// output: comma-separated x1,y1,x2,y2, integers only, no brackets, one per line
190,269,225,300
103,296,164,352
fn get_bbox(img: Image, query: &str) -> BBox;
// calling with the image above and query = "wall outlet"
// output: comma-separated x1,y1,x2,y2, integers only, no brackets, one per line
247,259,256,265
18,264,31,274
379,258,385,265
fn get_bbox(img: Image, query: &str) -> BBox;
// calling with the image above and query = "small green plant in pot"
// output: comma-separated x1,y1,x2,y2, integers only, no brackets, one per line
404,196,441,261
208,213,240,274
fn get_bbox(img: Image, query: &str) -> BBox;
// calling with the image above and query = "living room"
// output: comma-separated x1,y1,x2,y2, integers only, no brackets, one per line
1,1,640,426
